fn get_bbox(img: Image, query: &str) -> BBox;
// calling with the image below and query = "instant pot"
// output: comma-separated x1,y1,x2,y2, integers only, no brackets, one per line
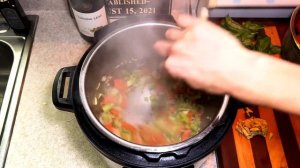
52,15,237,168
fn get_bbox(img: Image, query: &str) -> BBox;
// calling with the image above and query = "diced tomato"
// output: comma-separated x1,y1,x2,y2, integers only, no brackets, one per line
139,126,155,145
102,95,118,105
153,133,167,145
120,95,128,108
104,123,121,136
122,121,137,132
187,111,194,122
139,125,167,146
132,133,143,144
114,79,127,92
296,35,300,44
110,108,121,117
181,130,192,141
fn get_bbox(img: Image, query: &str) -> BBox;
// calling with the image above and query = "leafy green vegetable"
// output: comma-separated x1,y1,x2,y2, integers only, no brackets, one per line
224,16,244,33
221,16,281,54
269,46,281,54
255,36,271,53
242,21,264,32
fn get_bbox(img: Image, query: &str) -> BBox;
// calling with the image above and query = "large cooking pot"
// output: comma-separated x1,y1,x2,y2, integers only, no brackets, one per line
52,15,237,167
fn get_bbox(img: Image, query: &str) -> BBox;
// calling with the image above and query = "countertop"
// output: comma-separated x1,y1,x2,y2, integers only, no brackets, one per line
4,3,218,168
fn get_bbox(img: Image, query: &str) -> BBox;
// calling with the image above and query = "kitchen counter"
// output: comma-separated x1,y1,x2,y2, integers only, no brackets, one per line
4,5,218,168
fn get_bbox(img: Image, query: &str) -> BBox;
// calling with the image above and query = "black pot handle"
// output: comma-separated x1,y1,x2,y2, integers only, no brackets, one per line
143,147,191,162
52,66,77,112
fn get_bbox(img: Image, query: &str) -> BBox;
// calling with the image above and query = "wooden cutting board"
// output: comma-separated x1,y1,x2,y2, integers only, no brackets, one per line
216,26,300,168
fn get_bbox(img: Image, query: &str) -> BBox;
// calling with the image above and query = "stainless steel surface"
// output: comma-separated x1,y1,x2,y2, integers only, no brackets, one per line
290,5,300,49
0,22,9,33
0,41,13,109
79,22,230,153
0,14,9,34
282,5,300,64
0,14,38,167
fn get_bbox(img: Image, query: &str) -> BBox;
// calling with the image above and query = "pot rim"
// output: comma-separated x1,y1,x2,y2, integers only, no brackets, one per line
79,22,230,153
290,5,300,49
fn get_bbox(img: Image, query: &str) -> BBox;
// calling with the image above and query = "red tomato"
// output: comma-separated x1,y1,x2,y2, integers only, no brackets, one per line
104,123,121,136
110,108,121,117
181,130,192,141
120,95,128,108
132,133,143,144
296,35,300,44
114,79,127,92
139,125,167,146
102,95,117,105
187,111,194,122
122,121,137,132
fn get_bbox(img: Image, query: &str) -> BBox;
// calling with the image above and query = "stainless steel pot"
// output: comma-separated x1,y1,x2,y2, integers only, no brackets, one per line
80,19,229,153
282,5,300,64
53,15,237,167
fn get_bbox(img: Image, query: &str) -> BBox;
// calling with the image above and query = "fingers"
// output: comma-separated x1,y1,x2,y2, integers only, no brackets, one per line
165,57,203,90
153,40,172,57
198,7,209,21
174,14,198,28
165,28,183,41
164,56,185,79
165,57,224,94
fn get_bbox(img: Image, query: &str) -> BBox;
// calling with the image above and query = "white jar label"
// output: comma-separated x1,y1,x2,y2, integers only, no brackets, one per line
72,7,108,37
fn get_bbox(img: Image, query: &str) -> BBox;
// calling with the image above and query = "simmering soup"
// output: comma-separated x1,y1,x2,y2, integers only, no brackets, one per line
96,68,208,146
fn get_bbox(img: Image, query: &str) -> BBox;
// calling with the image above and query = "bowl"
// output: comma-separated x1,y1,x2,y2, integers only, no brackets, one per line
282,5,300,64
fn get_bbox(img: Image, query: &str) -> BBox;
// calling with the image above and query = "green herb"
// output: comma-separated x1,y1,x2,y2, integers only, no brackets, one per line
255,36,271,53
221,16,281,54
269,46,281,54
242,21,264,32
223,16,244,33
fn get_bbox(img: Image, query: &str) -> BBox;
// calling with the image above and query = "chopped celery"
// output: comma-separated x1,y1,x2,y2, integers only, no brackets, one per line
121,129,132,141
176,111,189,124
102,103,114,113
109,88,120,96
190,119,201,134
100,112,113,124
113,118,122,128
126,73,139,87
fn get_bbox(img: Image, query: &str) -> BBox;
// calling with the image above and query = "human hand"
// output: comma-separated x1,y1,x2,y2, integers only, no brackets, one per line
154,14,253,94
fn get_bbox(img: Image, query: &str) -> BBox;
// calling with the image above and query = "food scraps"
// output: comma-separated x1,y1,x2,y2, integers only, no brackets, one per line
236,117,269,139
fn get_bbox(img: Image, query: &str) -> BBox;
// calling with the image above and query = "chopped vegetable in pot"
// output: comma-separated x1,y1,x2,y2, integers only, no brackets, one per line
97,69,205,146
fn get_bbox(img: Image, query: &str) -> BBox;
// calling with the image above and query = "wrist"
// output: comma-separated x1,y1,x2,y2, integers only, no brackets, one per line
224,49,263,102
